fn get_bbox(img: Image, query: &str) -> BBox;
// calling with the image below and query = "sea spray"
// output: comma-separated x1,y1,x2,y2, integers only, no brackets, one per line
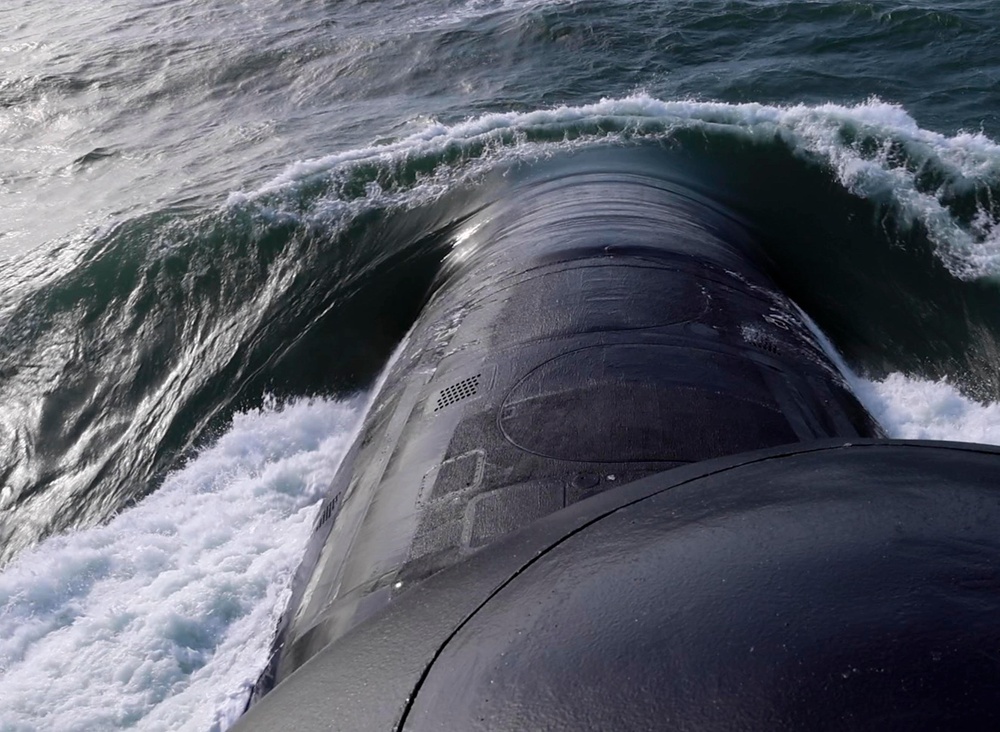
0,395,365,731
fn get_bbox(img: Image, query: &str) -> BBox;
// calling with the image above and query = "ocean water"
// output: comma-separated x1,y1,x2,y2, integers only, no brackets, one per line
2,0,1000,728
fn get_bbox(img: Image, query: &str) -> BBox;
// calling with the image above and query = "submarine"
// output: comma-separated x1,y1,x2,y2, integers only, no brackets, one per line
233,156,1000,731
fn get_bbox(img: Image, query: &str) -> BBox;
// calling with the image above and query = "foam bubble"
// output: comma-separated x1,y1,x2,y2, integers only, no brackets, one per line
233,94,1000,280
0,394,366,731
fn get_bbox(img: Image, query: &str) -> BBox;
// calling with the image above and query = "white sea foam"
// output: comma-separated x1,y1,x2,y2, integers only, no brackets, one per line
0,394,366,732
233,94,1000,280
855,373,1000,445
793,300,1000,446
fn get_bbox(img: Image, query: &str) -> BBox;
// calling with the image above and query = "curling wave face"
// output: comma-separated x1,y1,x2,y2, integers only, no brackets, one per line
6,96,1000,566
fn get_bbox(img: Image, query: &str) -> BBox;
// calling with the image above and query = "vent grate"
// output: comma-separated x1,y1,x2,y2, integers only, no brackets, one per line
315,494,341,529
435,374,481,411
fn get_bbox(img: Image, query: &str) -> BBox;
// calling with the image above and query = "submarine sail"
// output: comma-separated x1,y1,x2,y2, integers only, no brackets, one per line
234,166,1000,731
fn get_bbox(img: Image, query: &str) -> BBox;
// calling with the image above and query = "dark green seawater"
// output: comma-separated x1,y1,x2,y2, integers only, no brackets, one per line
3,1,1000,728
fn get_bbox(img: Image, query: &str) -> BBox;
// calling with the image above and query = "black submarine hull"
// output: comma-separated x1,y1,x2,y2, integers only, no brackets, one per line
237,440,1000,731
234,166,1000,730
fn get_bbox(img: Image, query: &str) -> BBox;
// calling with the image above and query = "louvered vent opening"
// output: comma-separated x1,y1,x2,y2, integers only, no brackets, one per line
315,495,341,528
435,373,481,411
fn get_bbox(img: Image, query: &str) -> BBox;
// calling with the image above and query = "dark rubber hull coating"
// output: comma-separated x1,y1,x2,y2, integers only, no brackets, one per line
236,440,1000,732
232,169,1000,731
